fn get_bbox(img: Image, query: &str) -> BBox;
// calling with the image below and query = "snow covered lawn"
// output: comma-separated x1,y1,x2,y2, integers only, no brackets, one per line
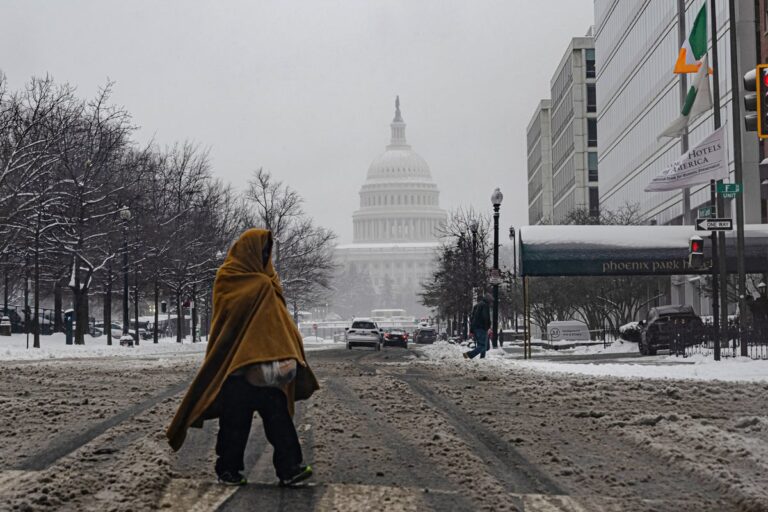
0,332,206,361
419,341,768,383
0,332,345,361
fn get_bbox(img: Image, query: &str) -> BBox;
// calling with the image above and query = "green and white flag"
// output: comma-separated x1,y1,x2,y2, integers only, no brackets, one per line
659,55,712,139
674,2,708,74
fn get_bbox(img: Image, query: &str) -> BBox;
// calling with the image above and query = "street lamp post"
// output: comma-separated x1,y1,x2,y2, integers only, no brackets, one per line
491,188,503,349
509,226,518,337
120,206,131,337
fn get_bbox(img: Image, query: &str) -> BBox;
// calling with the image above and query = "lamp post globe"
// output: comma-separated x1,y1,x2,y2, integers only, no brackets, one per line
491,188,504,207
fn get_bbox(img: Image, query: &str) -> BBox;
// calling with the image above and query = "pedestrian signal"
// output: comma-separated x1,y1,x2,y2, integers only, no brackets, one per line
688,235,705,269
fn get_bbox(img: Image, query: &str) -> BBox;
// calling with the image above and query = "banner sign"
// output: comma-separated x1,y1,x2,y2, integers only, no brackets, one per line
645,126,728,192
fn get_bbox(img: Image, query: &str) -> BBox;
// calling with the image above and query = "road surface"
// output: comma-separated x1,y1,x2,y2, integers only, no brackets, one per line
0,345,765,511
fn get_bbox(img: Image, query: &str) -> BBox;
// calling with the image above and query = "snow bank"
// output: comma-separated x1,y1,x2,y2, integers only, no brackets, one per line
418,341,768,383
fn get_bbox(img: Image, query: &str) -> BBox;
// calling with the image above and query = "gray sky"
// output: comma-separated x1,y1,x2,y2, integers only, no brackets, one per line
2,0,593,243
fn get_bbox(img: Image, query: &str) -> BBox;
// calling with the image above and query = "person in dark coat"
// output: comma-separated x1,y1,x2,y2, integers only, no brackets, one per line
464,292,492,359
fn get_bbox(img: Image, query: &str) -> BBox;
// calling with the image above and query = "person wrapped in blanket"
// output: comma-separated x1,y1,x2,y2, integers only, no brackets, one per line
166,229,319,487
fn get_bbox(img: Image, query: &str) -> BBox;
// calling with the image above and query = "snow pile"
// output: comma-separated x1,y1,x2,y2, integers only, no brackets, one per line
0,332,206,361
302,335,335,344
417,341,768,382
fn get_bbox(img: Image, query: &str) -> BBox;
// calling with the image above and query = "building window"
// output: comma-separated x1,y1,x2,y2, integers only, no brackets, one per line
587,119,597,147
589,187,599,217
588,152,598,182
586,84,596,113
585,48,595,79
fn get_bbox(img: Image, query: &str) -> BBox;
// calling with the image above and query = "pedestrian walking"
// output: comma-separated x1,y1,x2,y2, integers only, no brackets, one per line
464,292,492,359
166,228,319,487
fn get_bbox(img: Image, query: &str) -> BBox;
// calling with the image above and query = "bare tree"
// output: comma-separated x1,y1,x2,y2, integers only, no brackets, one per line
45,83,134,344
244,168,337,321
420,207,490,337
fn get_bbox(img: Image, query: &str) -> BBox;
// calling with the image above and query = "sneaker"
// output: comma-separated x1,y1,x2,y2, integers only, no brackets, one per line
279,465,313,487
217,470,247,486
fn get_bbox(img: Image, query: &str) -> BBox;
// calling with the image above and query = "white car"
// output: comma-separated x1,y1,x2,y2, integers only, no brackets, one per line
345,318,381,351
95,322,130,340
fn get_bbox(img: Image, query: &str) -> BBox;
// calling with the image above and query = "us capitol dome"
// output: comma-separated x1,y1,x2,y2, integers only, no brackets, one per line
336,97,447,315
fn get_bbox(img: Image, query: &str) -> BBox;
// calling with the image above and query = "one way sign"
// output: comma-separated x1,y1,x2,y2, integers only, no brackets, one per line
695,218,733,231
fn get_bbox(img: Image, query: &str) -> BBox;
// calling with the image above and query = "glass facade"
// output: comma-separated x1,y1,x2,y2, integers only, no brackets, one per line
526,100,553,224
594,0,744,224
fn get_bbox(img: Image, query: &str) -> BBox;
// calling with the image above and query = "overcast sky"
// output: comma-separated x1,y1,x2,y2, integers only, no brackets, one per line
1,0,594,243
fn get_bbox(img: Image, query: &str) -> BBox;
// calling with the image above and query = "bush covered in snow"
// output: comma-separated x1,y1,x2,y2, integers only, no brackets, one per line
619,321,641,343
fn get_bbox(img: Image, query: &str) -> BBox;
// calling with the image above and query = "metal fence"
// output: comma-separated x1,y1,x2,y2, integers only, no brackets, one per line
668,322,768,360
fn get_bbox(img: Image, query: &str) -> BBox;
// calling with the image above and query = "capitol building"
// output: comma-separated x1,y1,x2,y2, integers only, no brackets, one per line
335,98,447,315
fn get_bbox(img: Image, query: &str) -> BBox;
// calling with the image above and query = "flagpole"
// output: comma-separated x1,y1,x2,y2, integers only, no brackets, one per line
677,0,692,224
709,0,724,361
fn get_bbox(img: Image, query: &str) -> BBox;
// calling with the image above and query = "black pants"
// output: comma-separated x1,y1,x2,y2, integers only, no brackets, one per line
215,376,303,480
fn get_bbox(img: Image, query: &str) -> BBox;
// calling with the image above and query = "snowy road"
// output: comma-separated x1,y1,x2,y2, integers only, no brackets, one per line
0,346,766,511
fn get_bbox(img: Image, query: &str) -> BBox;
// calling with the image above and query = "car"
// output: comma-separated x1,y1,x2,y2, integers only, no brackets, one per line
383,328,408,348
345,318,381,351
129,320,153,340
95,322,132,340
414,327,437,344
639,305,702,355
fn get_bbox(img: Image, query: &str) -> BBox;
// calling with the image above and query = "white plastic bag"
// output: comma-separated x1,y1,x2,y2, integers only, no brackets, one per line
244,359,297,387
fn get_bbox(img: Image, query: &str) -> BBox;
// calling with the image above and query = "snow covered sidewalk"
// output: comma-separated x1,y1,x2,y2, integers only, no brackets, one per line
418,341,768,383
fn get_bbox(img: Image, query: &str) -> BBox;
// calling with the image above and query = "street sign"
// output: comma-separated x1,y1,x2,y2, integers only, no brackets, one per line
716,182,743,199
695,217,733,231
489,268,503,285
697,205,714,218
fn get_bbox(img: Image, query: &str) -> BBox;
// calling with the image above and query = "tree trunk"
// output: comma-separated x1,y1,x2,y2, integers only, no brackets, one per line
23,256,29,338
105,273,112,346
176,290,183,343
134,271,140,346
76,287,89,345
53,279,63,333
72,257,85,345
33,227,40,349
191,282,197,342
153,279,159,344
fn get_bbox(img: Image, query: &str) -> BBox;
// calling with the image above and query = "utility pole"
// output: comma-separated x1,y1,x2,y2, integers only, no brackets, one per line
710,0,725,361
728,0,748,357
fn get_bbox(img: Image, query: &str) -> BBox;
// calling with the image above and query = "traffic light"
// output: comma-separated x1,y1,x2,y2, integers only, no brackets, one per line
688,235,705,269
744,65,768,138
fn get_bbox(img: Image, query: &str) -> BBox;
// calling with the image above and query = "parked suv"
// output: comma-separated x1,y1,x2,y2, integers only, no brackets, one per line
345,318,381,351
639,305,702,355
414,327,437,344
